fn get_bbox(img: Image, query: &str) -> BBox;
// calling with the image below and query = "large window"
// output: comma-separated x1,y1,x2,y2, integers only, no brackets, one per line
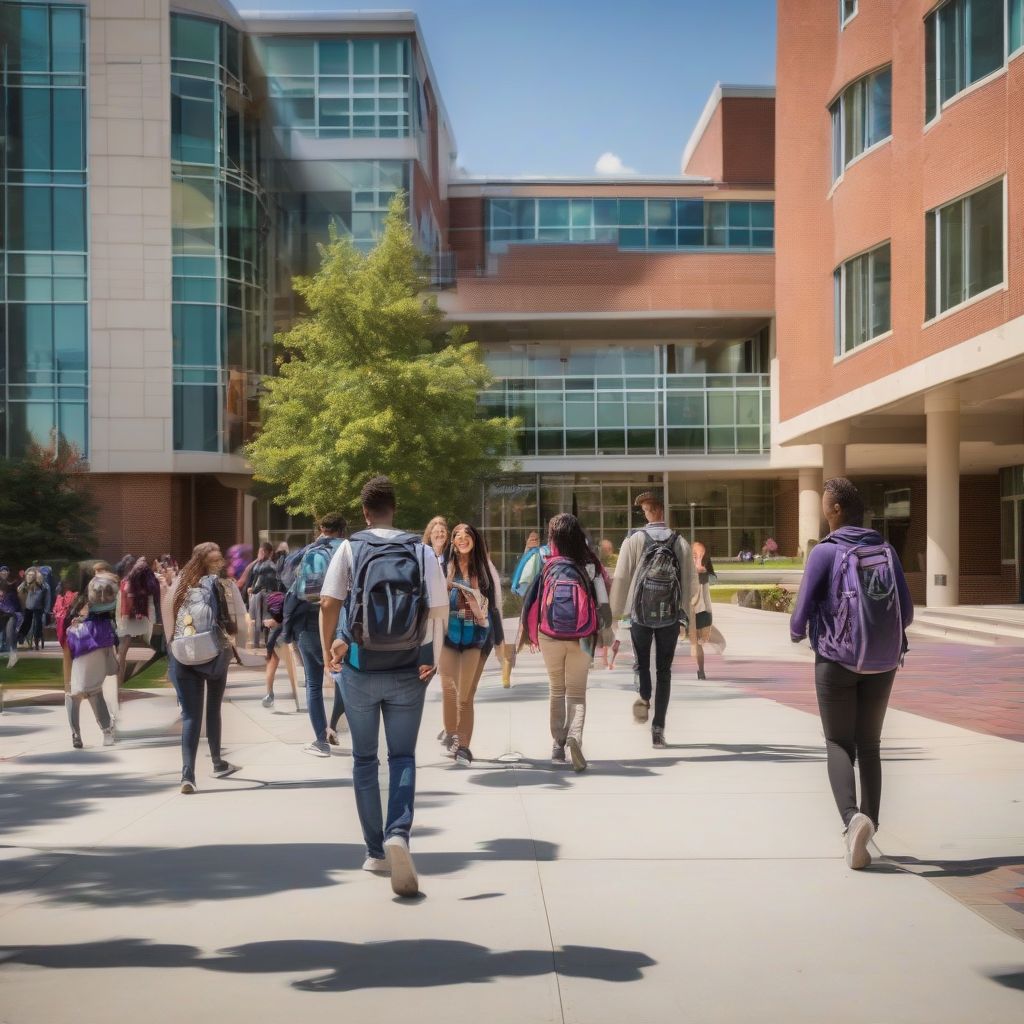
925,179,1004,320
829,66,892,182
486,198,773,252
925,0,1015,123
257,37,413,138
0,2,88,458
834,243,891,355
840,1,858,28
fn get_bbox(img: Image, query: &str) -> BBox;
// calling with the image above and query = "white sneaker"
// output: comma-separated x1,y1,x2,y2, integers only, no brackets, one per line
102,727,116,747
844,813,874,870
362,857,390,876
261,693,274,708
383,835,419,897
7,651,17,669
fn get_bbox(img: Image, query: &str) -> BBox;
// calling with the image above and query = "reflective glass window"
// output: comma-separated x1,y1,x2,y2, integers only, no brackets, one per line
172,15,220,63
835,242,891,354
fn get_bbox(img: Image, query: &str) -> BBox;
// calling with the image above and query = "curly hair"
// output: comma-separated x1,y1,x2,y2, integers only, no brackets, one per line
824,477,865,527
446,523,493,594
319,512,347,536
173,542,221,619
360,475,396,516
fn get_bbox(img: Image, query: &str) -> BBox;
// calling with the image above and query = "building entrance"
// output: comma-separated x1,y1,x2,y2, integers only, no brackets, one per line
999,467,1024,603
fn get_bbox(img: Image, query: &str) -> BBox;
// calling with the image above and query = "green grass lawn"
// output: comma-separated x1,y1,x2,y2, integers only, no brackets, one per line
0,656,170,690
713,558,804,572
709,583,794,604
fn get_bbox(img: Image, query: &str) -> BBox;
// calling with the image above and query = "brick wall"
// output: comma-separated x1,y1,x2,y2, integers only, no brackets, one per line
774,478,799,557
721,98,776,185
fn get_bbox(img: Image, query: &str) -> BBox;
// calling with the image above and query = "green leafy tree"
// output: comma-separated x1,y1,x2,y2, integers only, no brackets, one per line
248,193,517,528
0,439,97,568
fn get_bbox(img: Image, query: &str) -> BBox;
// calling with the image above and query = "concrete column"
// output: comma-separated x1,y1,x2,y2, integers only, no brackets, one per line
821,443,846,484
925,386,960,607
798,467,824,559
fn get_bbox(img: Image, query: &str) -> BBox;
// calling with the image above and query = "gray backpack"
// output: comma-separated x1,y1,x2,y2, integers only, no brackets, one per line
631,532,685,630
171,575,226,666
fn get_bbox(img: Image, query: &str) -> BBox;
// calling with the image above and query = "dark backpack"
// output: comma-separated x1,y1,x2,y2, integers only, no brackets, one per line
821,541,906,673
290,536,341,605
538,557,599,641
631,532,684,629
342,531,429,671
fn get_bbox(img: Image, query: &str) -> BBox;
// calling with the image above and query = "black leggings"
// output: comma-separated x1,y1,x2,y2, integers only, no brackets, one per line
174,651,230,774
814,657,896,830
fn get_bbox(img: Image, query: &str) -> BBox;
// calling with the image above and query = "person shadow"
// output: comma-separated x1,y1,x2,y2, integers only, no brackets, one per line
0,937,656,992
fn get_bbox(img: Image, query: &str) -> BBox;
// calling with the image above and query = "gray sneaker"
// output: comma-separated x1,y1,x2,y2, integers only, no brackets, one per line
844,813,874,870
102,727,116,747
261,693,274,708
652,727,667,748
551,743,567,764
303,740,331,758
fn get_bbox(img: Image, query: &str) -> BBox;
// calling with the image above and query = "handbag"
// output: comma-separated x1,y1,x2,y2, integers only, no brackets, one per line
67,617,117,660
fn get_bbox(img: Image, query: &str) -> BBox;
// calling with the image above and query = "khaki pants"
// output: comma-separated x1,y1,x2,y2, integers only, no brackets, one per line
440,645,484,749
539,635,590,745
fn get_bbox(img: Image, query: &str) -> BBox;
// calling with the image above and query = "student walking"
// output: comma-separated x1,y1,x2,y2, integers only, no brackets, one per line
610,491,697,748
520,513,612,772
261,590,286,707
423,516,449,570
116,556,160,693
0,566,20,667
280,513,346,754
690,541,717,680
244,542,280,647
510,530,547,597
319,477,448,898
65,569,119,749
17,567,50,650
164,542,248,794
439,523,503,766
789,477,914,871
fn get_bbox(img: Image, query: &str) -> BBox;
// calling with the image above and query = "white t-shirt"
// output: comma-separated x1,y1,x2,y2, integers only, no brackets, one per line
321,527,448,668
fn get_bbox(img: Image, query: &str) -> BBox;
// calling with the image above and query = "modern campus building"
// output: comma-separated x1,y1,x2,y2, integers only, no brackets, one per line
1,0,1020,602
776,0,1024,605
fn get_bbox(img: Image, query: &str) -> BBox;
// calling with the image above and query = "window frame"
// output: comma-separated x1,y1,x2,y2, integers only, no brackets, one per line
925,0,1014,126
840,0,859,29
833,241,893,359
828,65,893,185
924,176,1007,323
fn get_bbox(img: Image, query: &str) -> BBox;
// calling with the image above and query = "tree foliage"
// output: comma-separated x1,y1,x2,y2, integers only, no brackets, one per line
0,450,97,568
247,193,517,528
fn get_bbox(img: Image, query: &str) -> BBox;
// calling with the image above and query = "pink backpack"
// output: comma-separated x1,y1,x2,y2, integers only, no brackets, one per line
538,557,598,641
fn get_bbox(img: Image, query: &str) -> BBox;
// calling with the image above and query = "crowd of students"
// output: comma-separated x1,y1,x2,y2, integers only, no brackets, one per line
9,472,913,896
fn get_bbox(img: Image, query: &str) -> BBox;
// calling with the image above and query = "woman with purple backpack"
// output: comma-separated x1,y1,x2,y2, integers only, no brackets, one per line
520,513,613,773
790,477,914,871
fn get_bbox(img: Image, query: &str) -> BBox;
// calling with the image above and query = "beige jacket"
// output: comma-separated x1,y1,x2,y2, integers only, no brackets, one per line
609,525,699,624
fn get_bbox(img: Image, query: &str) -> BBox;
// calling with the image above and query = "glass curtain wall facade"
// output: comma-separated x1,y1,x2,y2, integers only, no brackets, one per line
171,13,269,454
0,1,88,458
480,342,770,457
481,474,777,573
487,198,774,252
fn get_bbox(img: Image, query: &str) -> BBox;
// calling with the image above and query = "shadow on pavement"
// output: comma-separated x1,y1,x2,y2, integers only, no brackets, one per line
889,855,1024,878
0,937,655,990
4,837,560,904
0,772,167,835
985,970,1024,992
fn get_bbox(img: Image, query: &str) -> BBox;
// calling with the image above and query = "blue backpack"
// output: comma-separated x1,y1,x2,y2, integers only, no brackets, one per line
290,537,341,605
342,531,429,671
816,539,907,673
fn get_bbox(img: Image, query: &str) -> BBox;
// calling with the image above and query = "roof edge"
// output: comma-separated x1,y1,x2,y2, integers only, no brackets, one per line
680,82,776,175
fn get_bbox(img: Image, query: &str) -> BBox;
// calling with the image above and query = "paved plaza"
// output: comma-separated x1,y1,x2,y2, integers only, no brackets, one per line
2,604,1023,1023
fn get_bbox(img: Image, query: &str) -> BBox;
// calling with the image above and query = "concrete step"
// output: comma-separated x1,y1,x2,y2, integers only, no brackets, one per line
908,607,1024,647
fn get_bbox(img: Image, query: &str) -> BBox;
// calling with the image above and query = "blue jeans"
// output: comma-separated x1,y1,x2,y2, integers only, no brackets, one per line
175,649,230,774
294,625,344,742
340,665,426,860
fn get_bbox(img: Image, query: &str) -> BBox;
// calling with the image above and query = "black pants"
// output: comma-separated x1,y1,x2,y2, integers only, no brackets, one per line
18,608,44,644
175,650,230,774
814,657,896,829
630,622,681,729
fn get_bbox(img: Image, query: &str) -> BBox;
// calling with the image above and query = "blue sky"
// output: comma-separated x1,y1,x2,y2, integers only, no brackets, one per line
240,1,777,177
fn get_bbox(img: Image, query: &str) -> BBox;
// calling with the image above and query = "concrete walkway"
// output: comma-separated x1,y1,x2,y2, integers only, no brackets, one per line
1,605,1023,1023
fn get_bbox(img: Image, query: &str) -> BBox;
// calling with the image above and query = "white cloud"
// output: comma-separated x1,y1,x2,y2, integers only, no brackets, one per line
594,151,637,176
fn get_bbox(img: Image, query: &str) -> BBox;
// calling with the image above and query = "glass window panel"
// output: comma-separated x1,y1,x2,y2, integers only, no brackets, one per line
9,402,57,456
728,228,752,247
172,79,217,163
707,392,735,427
648,199,674,226
538,199,570,228
57,401,87,454
353,39,376,74
618,199,644,226
677,199,703,226
751,229,774,249
378,39,401,74
570,200,593,228
14,87,50,169
844,79,865,161
940,1,964,103
940,198,966,309
172,16,219,63
967,180,1004,298
647,227,674,247
12,6,50,71
319,40,349,75
626,395,657,427
676,227,702,246
926,14,938,123
1013,0,1024,52
968,0,1004,83
593,199,618,225
618,228,645,248
666,393,704,426
728,202,751,227
868,68,892,146
52,88,85,171
261,38,314,76
871,244,891,337
705,203,727,246
831,102,843,180
54,304,86,375
174,384,221,452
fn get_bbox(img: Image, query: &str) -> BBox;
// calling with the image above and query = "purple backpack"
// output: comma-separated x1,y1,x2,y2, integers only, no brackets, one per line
67,617,118,660
538,557,598,641
818,541,906,673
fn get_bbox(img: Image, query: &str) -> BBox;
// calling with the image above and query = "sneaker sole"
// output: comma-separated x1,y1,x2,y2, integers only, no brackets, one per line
566,737,587,773
846,815,874,870
384,841,419,897
212,766,239,779
303,747,331,758
180,782,196,794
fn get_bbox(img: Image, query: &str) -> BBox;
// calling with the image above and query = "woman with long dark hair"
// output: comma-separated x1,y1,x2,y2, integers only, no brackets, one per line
790,477,914,871
164,542,248,793
520,513,612,772
439,523,502,766
116,556,161,693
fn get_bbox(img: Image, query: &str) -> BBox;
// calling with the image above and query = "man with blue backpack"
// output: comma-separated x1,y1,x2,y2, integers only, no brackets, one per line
318,476,448,898
790,477,914,872
280,512,346,757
